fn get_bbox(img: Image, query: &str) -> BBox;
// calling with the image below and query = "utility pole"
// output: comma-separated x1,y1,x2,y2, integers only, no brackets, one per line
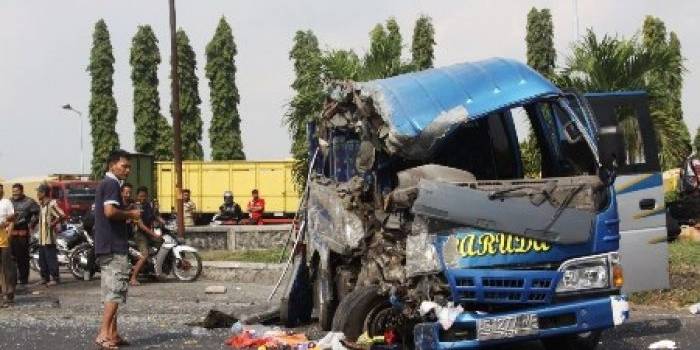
169,0,185,238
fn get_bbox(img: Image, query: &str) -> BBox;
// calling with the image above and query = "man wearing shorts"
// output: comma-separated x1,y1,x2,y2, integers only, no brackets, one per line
94,150,140,349
129,186,163,286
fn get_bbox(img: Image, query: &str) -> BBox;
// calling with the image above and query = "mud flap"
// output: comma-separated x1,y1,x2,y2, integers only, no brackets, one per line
279,253,313,327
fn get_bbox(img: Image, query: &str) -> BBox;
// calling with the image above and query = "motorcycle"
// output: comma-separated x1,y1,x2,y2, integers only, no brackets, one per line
30,221,87,273
69,226,202,282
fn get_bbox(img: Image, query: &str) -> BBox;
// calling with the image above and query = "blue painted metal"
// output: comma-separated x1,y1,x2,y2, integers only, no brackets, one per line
615,173,663,195
446,269,560,305
434,187,619,271
363,57,561,138
414,296,617,349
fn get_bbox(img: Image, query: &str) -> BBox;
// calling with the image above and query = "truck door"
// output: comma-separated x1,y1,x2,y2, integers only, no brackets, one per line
586,92,668,293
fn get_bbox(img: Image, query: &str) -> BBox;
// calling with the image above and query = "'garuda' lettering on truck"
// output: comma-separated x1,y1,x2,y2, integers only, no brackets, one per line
456,232,552,257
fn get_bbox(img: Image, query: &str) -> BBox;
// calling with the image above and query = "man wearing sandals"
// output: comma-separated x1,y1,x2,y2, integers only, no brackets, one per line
94,150,141,349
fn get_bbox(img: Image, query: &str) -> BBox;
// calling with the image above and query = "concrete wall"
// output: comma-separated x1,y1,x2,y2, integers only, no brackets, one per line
183,224,292,251
202,261,284,284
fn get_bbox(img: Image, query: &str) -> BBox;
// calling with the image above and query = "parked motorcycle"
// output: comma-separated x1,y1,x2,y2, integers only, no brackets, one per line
30,222,87,273
68,226,202,282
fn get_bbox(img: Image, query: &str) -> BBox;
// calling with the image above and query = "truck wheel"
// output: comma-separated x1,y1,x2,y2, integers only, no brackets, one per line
332,286,404,343
541,330,602,350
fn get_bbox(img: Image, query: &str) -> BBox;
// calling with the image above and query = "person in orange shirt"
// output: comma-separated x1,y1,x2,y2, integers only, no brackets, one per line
246,189,265,225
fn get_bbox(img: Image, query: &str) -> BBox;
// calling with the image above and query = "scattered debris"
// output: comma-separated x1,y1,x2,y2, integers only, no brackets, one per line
240,304,280,325
187,309,238,329
419,301,464,330
689,302,700,315
317,332,346,350
205,285,228,294
224,328,312,349
190,326,210,337
648,340,678,349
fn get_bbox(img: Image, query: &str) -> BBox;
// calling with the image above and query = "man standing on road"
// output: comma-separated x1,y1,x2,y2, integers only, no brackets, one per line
36,184,66,286
182,189,196,226
246,189,265,225
129,186,163,286
10,183,39,286
94,150,141,349
0,184,17,307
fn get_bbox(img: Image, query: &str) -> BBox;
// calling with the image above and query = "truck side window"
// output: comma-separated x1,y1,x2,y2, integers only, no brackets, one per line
431,112,519,180
614,104,646,166
527,101,596,178
330,133,360,182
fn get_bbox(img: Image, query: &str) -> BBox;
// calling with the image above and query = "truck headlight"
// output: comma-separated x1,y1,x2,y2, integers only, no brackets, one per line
556,253,623,293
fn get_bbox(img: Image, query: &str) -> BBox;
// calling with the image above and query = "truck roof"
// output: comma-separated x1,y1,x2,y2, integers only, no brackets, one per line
334,58,561,159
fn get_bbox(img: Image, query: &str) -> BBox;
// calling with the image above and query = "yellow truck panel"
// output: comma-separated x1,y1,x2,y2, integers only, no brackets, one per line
156,161,299,215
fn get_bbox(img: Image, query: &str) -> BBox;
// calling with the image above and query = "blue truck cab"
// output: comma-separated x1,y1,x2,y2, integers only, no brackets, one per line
280,58,662,350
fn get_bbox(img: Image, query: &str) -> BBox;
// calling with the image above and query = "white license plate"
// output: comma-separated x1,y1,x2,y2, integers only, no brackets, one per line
477,313,539,341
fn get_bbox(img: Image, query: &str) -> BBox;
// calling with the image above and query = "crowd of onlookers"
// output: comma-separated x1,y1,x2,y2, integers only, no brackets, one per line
182,188,266,226
1,182,67,307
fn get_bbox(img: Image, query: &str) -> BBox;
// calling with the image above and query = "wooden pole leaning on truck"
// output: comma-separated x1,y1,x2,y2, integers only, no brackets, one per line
169,0,185,238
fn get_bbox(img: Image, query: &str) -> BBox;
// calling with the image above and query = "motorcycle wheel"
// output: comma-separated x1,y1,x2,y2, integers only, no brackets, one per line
69,242,96,280
30,255,41,272
173,251,202,282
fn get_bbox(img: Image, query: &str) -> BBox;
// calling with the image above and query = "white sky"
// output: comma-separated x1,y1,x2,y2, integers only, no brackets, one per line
1,0,698,179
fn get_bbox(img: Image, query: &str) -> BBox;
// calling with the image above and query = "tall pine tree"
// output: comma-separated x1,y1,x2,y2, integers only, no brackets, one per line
206,17,245,160
130,25,172,161
522,7,556,177
88,19,120,178
363,18,404,79
285,30,324,189
411,15,435,71
642,16,691,168
525,7,556,79
174,29,204,160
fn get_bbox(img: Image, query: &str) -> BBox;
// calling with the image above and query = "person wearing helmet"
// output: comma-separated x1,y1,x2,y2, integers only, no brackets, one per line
218,191,242,223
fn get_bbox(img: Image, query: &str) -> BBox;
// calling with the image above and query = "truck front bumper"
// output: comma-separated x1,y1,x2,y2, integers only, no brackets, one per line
414,295,629,349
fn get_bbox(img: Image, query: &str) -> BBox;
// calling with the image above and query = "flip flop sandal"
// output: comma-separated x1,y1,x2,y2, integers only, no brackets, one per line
95,338,119,350
114,336,130,346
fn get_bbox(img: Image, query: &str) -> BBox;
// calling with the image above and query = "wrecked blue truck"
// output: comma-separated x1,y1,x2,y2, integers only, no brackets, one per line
278,58,667,349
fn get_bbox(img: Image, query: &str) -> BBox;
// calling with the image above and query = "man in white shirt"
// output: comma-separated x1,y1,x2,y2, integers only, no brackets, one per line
0,183,17,307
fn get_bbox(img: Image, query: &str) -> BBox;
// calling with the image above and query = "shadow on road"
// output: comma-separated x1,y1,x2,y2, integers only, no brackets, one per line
600,318,683,349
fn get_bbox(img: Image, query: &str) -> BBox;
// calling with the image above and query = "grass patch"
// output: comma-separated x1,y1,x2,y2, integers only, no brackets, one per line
630,240,700,307
200,248,287,264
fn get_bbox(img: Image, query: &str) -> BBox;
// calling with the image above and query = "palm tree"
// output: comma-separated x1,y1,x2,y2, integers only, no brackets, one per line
560,30,690,169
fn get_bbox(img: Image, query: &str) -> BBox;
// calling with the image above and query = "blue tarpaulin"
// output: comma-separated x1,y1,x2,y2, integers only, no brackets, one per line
359,57,561,141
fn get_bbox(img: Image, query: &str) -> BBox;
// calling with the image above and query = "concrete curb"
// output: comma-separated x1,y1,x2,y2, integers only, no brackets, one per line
202,261,285,284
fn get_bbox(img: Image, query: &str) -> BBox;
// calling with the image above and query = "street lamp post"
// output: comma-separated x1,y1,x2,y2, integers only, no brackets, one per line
62,104,84,176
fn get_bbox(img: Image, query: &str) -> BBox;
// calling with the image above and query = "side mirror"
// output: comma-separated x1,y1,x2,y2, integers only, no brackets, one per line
563,121,582,144
599,156,618,186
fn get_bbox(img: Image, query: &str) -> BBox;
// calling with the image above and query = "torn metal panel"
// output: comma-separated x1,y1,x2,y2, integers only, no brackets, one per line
396,164,476,190
405,232,442,277
307,181,365,252
411,179,596,244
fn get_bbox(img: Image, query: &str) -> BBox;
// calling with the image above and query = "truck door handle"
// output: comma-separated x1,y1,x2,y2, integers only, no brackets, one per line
639,198,656,210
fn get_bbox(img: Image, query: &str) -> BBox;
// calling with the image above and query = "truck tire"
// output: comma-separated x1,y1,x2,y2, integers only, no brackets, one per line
332,285,405,343
541,330,602,350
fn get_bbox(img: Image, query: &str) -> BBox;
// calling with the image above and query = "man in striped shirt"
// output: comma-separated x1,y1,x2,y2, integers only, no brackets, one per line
36,184,66,286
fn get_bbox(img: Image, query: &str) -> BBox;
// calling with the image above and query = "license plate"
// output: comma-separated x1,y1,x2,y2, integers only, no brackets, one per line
477,313,539,341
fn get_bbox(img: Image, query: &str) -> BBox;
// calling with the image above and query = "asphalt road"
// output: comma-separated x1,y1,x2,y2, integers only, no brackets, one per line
0,270,697,349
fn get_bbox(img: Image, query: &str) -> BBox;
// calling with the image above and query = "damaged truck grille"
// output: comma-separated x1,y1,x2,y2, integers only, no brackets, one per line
448,269,559,304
